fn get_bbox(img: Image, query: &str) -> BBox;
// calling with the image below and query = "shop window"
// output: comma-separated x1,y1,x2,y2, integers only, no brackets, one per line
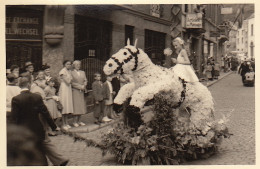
250,42,254,57
251,24,253,36
144,29,166,65
125,25,134,46
184,4,188,13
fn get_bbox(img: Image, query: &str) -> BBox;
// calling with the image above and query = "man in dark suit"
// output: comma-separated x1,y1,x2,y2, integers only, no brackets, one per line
9,77,66,166
238,60,250,83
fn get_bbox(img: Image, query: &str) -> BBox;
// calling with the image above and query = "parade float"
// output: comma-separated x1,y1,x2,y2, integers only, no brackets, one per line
71,39,231,165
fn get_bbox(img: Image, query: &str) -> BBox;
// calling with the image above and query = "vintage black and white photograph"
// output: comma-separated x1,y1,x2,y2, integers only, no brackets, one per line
3,1,257,167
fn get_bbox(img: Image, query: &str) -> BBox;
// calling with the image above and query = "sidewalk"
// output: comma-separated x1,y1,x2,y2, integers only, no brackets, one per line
201,70,233,87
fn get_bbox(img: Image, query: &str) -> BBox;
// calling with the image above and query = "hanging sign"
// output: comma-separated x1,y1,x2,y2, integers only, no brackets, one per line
186,13,203,28
221,7,233,14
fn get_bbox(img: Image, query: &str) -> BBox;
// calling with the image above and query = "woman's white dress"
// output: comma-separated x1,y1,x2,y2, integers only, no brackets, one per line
171,50,199,83
58,68,74,114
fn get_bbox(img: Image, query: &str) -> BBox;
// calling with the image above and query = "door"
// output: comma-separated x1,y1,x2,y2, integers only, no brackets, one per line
74,15,112,89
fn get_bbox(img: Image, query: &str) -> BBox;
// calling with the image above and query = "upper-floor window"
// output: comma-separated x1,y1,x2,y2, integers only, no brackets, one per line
184,4,189,13
251,24,253,36
125,25,134,46
242,38,243,43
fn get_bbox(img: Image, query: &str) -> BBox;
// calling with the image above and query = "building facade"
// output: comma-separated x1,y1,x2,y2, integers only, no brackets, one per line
235,13,254,59
247,14,254,59
176,4,229,77
6,5,174,88
6,4,229,86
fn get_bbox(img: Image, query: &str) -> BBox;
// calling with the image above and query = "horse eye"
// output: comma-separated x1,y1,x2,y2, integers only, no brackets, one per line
108,63,113,67
123,52,127,55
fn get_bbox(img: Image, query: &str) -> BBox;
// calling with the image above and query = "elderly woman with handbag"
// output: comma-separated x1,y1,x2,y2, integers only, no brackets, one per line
71,60,87,127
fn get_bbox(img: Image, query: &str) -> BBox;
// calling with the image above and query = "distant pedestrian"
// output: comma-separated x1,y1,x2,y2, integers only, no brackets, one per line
58,60,74,130
92,72,105,124
214,62,220,79
238,60,250,83
204,62,213,83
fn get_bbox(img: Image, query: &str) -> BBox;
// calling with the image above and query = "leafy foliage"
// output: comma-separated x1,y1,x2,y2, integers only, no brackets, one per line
97,91,231,165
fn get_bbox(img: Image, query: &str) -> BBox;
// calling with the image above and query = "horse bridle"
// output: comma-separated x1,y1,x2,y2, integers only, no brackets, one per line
110,47,139,75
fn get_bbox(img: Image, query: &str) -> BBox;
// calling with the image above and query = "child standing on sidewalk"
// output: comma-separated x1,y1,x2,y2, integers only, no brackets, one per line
103,76,118,121
92,72,105,124
44,78,62,125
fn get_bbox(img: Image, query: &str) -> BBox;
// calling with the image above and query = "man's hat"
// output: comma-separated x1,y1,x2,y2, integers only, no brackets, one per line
24,61,33,68
41,64,50,70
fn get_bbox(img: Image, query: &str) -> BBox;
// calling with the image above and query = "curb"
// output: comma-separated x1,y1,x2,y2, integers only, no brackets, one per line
206,71,233,87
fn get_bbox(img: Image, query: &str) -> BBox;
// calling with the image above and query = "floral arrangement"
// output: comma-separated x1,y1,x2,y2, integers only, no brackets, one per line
163,48,173,56
97,92,231,165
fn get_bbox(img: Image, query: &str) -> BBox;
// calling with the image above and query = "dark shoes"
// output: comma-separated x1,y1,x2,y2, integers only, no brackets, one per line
60,160,69,166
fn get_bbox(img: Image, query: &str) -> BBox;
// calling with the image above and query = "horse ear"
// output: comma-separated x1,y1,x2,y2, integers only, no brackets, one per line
134,39,138,48
127,38,130,46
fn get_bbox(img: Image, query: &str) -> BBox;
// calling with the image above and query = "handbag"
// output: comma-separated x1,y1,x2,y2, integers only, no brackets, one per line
56,100,63,111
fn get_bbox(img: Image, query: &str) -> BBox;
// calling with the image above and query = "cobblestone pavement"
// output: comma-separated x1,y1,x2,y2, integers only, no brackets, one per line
49,71,255,165
185,72,255,165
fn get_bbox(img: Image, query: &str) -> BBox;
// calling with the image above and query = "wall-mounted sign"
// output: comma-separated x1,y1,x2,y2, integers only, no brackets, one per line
186,13,202,28
221,7,233,14
6,8,43,40
150,5,160,18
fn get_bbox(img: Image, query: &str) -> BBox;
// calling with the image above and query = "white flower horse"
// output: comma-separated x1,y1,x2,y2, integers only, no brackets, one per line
103,39,215,131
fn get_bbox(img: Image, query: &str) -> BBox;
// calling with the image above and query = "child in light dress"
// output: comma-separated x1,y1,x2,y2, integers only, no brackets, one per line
44,78,62,123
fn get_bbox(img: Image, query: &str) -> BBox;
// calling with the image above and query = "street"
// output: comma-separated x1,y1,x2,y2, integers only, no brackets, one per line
49,72,255,165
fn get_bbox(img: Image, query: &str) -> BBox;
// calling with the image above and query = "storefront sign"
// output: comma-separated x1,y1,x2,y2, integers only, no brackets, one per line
6,9,43,40
221,7,233,14
186,13,202,28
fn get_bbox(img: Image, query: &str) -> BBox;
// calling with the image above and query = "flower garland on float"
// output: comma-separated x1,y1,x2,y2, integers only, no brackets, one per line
65,39,231,165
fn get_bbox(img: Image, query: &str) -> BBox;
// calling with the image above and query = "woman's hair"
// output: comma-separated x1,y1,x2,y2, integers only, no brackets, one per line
10,65,19,72
73,60,81,66
173,37,185,48
35,70,44,80
63,60,71,66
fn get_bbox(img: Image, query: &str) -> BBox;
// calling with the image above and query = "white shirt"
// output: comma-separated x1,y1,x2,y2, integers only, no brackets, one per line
107,81,113,94
74,70,80,76
6,85,21,112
